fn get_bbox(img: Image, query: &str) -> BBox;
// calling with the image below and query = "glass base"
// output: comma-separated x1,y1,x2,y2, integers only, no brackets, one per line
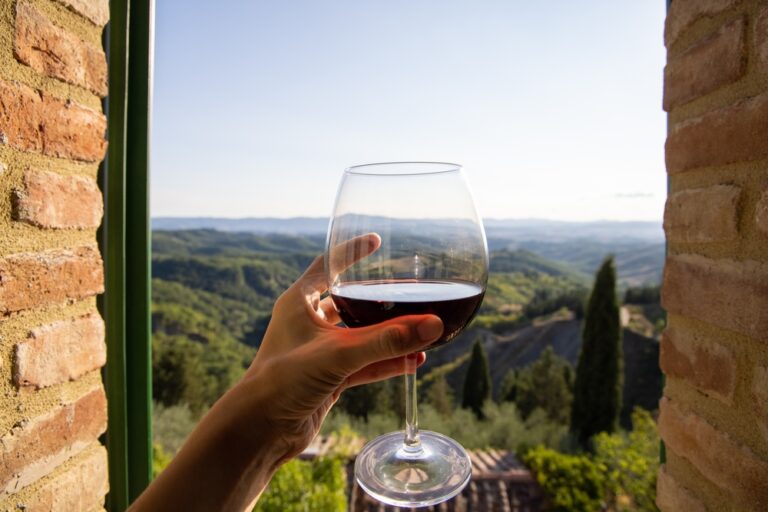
354,430,472,508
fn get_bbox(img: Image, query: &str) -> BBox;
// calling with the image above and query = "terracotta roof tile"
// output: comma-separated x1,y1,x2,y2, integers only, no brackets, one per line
300,437,544,510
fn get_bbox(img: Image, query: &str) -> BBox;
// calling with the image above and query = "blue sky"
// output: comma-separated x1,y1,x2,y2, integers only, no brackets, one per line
152,1,667,221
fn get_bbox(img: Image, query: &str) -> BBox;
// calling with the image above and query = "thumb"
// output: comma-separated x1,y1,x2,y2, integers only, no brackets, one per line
341,315,443,371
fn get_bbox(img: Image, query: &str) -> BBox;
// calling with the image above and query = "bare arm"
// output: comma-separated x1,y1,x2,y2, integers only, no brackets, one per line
128,234,443,511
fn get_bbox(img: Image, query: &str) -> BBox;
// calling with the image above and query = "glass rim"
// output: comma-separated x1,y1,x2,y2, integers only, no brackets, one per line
344,161,462,176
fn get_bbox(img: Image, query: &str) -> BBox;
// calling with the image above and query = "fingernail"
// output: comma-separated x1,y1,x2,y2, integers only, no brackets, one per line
417,317,443,341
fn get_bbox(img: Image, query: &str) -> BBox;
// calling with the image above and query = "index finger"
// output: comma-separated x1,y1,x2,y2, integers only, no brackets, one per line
299,233,381,295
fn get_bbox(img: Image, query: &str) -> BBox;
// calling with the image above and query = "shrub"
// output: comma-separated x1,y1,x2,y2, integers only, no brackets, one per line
523,408,660,512
254,457,347,512
522,447,607,512
152,401,200,455
322,401,568,453
593,408,659,511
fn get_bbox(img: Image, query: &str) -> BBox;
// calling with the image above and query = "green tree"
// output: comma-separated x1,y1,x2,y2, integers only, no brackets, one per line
462,339,492,419
500,369,518,403
389,375,406,421
501,346,574,424
570,257,623,448
336,377,403,421
623,285,660,305
338,385,373,420
152,335,215,414
425,373,455,417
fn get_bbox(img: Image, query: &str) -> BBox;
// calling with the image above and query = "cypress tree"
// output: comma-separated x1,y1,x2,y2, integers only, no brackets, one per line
462,339,492,419
570,256,623,448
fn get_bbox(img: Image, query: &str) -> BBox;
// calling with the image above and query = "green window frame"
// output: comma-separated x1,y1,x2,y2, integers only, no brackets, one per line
100,1,154,510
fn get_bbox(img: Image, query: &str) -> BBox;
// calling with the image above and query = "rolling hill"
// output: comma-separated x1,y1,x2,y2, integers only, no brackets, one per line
153,218,665,285
151,229,663,423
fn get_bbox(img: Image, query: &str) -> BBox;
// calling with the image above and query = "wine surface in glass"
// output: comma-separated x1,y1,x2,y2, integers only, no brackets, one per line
331,280,484,349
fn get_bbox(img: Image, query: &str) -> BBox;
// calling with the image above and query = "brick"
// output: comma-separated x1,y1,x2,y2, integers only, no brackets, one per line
12,169,103,229
665,0,741,48
0,80,106,162
658,397,768,508
14,1,107,96
753,364,768,441
756,189,768,237
14,313,105,389
54,0,109,26
664,17,746,111
666,91,768,174
0,246,104,314
663,185,740,242
0,387,107,496
656,465,706,512
757,6,768,75
17,446,108,512
660,326,736,403
662,254,768,342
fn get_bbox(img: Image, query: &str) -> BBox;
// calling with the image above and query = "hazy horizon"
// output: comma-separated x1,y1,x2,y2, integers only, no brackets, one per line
151,216,665,243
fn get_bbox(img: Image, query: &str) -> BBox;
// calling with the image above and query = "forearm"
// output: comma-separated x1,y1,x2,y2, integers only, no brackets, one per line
129,382,285,512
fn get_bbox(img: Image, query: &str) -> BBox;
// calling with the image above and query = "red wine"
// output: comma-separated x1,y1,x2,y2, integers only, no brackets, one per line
330,280,485,349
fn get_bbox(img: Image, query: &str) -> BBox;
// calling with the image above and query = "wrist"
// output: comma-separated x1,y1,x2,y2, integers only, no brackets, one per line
213,376,288,469
199,376,288,507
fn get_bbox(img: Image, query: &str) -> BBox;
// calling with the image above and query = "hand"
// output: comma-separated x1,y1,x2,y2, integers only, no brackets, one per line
238,233,444,461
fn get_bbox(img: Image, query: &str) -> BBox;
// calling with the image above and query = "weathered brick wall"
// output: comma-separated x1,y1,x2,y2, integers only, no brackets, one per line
659,0,768,510
0,0,109,510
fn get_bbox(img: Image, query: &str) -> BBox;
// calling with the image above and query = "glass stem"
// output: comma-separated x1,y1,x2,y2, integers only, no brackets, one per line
404,353,421,451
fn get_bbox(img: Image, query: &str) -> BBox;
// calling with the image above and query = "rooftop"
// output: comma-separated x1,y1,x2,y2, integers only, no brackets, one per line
302,437,544,511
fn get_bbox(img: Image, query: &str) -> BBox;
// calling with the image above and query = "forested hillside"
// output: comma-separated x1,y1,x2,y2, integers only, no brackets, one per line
152,229,662,416
151,231,318,412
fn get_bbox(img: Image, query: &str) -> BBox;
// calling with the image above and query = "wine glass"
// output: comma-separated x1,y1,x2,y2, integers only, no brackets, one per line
326,162,489,507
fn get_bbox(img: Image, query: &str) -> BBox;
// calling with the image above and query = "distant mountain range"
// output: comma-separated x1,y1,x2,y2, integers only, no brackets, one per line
153,217,330,235
153,217,663,242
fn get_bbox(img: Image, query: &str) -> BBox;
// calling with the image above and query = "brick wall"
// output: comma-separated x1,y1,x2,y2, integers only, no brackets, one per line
659,0,768,510
0,0,109,510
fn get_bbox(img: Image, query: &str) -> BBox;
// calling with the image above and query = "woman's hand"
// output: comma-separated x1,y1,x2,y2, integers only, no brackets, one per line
129,234,443,512
239,233,443,460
